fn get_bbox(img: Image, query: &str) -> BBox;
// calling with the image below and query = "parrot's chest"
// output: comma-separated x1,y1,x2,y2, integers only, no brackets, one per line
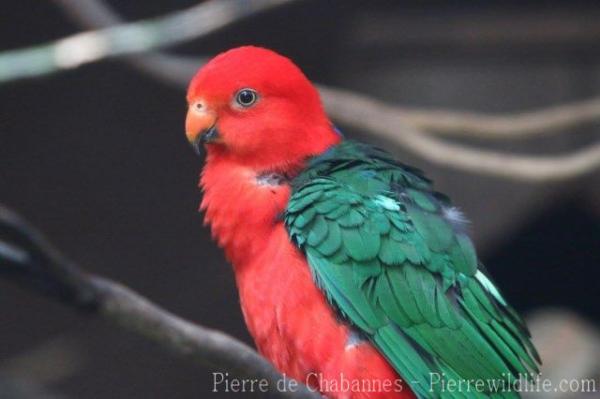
234,224,351,379
201,163,348,376
200,162,410,398
200,162,292,264
233,227,410,399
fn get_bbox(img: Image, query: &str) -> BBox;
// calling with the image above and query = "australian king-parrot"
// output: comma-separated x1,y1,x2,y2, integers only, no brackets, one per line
185,46,540,399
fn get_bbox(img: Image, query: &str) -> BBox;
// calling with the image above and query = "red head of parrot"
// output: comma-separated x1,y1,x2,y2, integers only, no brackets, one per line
185,46,340,172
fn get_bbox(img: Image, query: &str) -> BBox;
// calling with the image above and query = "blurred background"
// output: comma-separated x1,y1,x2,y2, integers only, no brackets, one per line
1,1,599,398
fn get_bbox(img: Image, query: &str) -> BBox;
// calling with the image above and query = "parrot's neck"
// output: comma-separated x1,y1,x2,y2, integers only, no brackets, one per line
199,132,340,268
200,156,292,266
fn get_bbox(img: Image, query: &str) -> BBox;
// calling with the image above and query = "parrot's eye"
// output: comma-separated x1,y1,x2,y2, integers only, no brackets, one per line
235,89,258,108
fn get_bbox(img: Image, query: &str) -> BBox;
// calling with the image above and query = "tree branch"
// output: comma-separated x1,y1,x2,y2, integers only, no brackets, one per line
372,96,600,140
319,86,600,182
0,205,321,399
53,0,203,87
0,0,293,84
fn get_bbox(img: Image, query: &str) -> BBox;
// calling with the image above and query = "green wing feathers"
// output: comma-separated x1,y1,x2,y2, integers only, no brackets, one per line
285,141,540,399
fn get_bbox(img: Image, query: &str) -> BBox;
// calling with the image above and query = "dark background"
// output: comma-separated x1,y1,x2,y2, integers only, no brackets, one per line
1,1,599,398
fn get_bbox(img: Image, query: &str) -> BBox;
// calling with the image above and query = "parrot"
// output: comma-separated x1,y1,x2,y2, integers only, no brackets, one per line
185,46,540,399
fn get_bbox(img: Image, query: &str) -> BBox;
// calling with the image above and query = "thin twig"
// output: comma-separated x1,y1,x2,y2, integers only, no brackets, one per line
378,97,600,140
0,0,293,84
53,0,202,87
319,86,600,182
0,205,321,399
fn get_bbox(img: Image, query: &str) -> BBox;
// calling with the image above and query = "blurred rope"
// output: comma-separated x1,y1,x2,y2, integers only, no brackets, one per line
0,205,321,399
0,0,598,181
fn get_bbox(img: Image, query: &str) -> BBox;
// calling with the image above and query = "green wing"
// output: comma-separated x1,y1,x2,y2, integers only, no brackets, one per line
285,141,540,399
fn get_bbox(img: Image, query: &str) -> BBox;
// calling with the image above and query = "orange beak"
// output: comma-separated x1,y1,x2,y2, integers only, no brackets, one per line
185,103,219,153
